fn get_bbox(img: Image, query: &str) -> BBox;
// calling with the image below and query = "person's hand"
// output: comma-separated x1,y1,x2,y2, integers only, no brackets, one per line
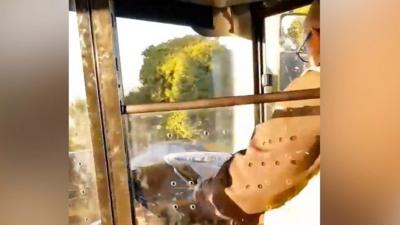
193,153,263,225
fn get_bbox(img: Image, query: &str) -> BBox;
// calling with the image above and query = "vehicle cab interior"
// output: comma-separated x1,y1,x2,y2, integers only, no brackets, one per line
68,0,319,225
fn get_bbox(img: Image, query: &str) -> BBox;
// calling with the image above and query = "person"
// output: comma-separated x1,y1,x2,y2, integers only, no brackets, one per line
194,1,320,224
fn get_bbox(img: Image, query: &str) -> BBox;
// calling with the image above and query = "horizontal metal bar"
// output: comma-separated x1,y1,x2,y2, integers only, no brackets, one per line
125,88,320,114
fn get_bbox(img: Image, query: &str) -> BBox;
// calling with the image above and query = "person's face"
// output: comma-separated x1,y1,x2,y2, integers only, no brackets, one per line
308,28,320,66
296,26,320,66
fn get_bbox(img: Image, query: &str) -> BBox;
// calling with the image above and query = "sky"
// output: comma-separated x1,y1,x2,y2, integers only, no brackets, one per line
69,12,86,103
69,12,255,101
116,17,198,94
69,13,199,101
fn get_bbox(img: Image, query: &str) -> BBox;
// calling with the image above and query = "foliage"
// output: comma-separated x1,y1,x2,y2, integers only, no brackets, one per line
163,112,193,139
126,36,225,103
126,36,229,140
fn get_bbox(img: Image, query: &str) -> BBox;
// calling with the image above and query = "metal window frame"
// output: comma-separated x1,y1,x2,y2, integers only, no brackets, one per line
251,2,267,123
74,0,133,225
73,1,318,225
125,89,320,114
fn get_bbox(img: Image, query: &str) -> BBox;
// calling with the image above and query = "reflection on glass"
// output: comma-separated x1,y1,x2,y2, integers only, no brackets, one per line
280,15,306,51
279,14,310,90
116,18,254,105
125,106,254,224
69,12,101,225
131,151,232,225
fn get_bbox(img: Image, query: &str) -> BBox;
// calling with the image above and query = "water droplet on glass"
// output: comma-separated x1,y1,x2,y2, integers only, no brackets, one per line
167,133,173,139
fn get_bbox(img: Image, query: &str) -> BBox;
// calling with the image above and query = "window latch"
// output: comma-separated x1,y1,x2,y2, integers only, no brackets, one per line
261,73,273,93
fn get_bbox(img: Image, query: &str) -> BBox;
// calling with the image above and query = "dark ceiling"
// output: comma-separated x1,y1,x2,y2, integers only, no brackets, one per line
176,0,264,8
69,0,312,30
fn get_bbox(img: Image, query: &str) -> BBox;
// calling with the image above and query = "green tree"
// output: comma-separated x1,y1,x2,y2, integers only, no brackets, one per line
126,36,230,140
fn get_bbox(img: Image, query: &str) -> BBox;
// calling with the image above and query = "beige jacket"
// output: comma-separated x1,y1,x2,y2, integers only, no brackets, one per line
226,69,320,214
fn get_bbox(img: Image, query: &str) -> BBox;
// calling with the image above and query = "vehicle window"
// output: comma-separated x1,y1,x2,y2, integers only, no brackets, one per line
264,6,310,91
125,106,255,225
116,18,255,104
116,17,256,224
69,11,101,225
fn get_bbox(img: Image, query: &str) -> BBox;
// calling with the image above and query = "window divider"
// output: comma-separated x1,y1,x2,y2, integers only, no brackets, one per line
125,88,320,114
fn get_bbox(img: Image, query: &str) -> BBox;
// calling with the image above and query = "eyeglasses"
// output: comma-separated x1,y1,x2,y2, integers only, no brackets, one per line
296,32,311,63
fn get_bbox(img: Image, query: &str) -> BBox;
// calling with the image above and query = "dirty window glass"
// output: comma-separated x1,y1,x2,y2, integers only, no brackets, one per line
116,18,254,105
69,11,101,225
265,7,310,91
116,17,257,224
124,105,255,225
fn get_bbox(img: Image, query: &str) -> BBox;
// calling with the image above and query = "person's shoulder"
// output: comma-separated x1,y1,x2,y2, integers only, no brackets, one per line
275,68,320,109
285,68,320,91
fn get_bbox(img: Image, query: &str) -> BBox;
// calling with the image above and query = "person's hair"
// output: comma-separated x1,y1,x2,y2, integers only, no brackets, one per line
305,0,320,31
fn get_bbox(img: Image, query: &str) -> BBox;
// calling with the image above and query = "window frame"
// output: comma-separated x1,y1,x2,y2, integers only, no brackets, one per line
72,1,318,225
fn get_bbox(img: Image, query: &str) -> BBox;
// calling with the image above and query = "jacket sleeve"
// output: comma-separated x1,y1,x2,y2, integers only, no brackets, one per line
199,70,320,221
